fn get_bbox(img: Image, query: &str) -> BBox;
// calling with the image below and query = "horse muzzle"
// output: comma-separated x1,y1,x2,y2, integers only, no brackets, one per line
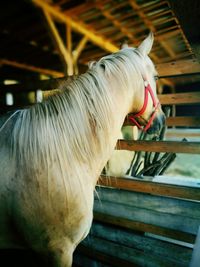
146,112,166,135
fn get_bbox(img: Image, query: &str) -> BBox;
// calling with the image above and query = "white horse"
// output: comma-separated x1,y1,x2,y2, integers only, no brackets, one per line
0,33,165,267
104,125,138,177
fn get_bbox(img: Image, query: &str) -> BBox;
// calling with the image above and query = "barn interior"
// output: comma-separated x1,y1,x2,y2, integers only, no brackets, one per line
0,0,200,266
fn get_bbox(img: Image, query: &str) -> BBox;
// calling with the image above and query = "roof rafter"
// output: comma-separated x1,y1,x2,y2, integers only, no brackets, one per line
32,0,119,53
0,59,64,77
43,9,73,75
96,3,160,62
129,0,177,60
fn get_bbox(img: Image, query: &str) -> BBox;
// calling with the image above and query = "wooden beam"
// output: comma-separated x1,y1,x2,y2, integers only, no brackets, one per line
73,36,88,63
98,176,200,200
156,59,200,77
43,9,73,76
32,0,119,53
77,244,134,267
125,116,200,127
0,59,64,77
166,129,200,138
158,92,200,105
166,117,200,127
66,24,72,54
94,212,196,244
116,140,200,154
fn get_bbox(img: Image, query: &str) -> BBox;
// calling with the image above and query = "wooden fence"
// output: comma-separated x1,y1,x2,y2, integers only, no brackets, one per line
73,84,200,265
1,77,200,266
73,176,200,267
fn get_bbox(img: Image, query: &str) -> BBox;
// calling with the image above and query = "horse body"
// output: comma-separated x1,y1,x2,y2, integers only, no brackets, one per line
0,33,165,266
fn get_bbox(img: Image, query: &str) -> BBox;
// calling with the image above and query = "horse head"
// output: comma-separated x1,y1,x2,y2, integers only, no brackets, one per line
124,33,166,135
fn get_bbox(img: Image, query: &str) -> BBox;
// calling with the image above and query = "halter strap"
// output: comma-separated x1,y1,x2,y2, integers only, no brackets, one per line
129,82,160,132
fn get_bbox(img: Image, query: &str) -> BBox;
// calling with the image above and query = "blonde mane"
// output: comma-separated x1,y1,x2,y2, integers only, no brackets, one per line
9,48,148,201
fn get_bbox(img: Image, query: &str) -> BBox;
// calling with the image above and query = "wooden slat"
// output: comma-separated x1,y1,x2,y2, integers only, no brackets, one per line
125,116,200,127
94,212,196,244
98,176,200,200
77,244,136,267
156,59,200,77
80,231,192,266
166,129,200,138
166,116,200,127
116,140,200,154
95,186,200,218
158,92,200,105
90,222,193,263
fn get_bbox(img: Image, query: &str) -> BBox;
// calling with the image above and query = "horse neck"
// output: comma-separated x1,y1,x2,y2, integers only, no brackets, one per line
88,73,135,183
11,68,136,188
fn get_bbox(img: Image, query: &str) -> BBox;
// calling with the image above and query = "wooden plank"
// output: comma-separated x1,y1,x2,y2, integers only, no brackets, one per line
166,116,200,127
166,129,200,138
95,186,200,219
158,92,200,105
98,176,200,200
125,116,200,127
94,212,196,244
77,244,136,267
80,234,190,267
73,252,111,267
0,59,64,77
116,140,200,154
90,222,193,262
94,200,199,236
32,0,119,53
156,59,200,77
94,186,200,235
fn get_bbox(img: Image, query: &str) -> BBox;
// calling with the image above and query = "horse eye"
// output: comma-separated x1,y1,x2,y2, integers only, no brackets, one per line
154,75,159,81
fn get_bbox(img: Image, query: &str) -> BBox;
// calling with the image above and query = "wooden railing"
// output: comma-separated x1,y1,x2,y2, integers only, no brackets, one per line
1,78,200,267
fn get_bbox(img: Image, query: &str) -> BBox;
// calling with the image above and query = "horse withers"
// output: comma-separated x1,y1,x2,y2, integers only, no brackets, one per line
0,33,165,267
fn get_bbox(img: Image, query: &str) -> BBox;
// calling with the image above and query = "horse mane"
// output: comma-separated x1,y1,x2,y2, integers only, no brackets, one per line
9,48,146,197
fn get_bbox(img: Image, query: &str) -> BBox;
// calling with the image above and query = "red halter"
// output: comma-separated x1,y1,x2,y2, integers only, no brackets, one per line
129,81,160,132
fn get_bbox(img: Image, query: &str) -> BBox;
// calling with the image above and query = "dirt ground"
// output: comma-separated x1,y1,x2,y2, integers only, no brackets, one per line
165,154,200,179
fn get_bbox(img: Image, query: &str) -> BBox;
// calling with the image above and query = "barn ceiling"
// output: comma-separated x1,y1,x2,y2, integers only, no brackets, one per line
0,0,200,84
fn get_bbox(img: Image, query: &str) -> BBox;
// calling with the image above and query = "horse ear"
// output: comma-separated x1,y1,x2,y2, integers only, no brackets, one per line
120,42,129,49
121,43,129,49
138,32,154,56
88,61,96,69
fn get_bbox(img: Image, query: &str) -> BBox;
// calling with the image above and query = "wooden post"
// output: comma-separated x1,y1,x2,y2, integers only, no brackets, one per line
73,36,88,74
43,10,73,76
190,226,200,267
66,24,72,54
